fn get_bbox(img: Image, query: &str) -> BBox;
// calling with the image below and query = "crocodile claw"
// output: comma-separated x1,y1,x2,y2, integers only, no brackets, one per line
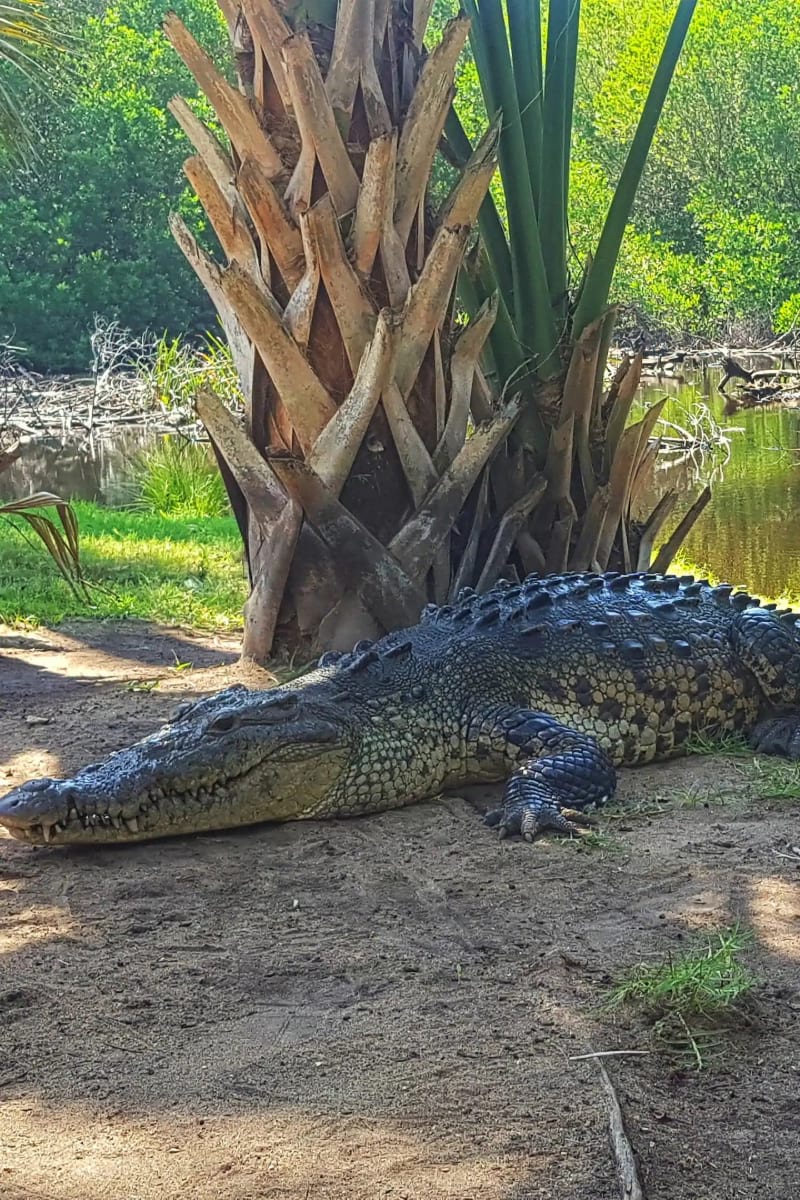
484,794,595,841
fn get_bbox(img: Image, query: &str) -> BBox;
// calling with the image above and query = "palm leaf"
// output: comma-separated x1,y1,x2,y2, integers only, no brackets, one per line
464,0,558,375
0,492,88,597
572,0,697,334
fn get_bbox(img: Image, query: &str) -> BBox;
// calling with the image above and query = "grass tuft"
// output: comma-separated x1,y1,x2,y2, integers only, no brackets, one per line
604,925,758,1070
556,828,618,852
685,729,751,757
130,438,230,520
741,757,800,803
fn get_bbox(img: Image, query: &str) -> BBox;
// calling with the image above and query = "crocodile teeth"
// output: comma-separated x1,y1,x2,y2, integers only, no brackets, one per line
41,823,51,844
124,817,139,834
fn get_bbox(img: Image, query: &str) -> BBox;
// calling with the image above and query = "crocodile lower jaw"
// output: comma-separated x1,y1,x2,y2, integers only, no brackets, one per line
6,778,243,845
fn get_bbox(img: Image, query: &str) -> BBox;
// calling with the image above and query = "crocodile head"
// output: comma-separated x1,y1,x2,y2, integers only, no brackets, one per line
0,684,353,846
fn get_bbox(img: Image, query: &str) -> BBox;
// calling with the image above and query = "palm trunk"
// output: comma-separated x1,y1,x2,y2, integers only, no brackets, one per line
166,1,522,661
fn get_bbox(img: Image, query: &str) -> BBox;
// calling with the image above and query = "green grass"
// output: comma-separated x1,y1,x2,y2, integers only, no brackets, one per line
685,730,751,757
740,757,800,804
556,828,619,853
0,501,246,630
605,925,758,1070
130,438,230,520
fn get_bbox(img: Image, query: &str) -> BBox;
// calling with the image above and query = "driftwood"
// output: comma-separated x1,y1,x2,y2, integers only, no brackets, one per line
718,354,800,409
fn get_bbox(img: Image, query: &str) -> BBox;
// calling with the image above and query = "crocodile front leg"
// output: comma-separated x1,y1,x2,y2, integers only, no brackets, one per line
471,708,617,840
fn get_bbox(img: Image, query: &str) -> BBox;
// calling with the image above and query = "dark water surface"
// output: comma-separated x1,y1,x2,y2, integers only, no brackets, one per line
1,427,156,508
2,371,799,599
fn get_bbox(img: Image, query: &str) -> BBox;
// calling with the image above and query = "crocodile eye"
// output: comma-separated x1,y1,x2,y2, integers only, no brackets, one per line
208,713,239,735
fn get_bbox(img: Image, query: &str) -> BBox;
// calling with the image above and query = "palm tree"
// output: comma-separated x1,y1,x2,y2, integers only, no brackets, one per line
0,0,61,161
165,0,699,663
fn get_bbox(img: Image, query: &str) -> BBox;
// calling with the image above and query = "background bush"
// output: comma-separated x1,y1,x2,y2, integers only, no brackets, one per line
3,0,800,370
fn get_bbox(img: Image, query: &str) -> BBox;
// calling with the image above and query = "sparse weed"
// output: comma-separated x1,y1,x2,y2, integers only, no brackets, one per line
604,925,758,1070
603,794,671,820
671,783,725,809
742,757,800,803
685,730,751,757
557,828,618,853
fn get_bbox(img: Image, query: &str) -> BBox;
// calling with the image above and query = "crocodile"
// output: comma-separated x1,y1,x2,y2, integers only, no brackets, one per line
1,571,799,847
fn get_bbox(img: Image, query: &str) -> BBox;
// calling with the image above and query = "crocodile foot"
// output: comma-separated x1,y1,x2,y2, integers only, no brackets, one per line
484,763,602,841
750,714,800,760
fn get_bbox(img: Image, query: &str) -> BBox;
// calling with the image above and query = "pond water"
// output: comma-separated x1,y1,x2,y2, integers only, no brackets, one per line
634,371,800,600
0,426,158,508
2,371,799,599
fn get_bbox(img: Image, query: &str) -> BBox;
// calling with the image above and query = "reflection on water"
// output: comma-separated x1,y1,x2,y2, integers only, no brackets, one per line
634,371,800,600
0,428,160,507
2,371,799,599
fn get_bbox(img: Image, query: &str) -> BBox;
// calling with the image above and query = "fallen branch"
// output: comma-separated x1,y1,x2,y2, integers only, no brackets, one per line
596,1058,646,1200
569,1050,650,1061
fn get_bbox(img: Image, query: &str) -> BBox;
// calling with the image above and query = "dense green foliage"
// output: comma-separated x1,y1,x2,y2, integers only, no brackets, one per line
0,0,225,370
571,0,800,339
0,500,245,625
2,0,800,368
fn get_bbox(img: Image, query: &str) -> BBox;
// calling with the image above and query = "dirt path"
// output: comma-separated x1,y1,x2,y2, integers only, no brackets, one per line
1,621,799,1200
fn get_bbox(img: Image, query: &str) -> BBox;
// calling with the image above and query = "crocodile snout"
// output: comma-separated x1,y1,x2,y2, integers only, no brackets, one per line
0,777,75,841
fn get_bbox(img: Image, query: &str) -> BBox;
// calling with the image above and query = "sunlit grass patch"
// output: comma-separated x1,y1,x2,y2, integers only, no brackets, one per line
0,502,246,630
604,925,758,1070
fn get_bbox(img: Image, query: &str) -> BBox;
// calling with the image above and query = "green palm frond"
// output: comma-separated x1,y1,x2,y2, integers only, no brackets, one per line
459,0,697,381
0,0,63,162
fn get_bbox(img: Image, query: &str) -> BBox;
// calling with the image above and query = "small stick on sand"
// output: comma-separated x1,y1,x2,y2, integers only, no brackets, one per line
596,1057,646,1200
569,1050,650,1061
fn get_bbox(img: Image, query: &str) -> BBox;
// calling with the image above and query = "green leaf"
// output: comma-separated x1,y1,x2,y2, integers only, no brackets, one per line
572,0,697,336
506,0,543,213
468,0,559,376
539,0,577,315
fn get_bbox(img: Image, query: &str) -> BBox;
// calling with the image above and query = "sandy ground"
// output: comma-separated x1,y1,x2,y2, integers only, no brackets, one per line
1,620,799,1200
